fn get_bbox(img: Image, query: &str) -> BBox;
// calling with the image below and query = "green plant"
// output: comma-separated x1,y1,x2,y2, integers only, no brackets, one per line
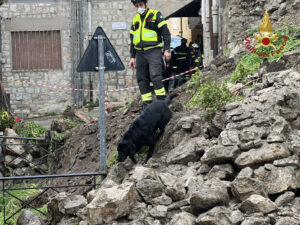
54,131,64,142
229,54,263,84
0,110,15,131
187,68,203,92
61,117,80,129
230,24,300,84
0,183,41,225
88,99,99,108
252,25,300,61
108,152,118,167
187,74,232,118
48,112,57,116
267,23,300,61
247,26,259,36
223,47,233,57
31,204,48,218
15,121,46,138
136,146,149,161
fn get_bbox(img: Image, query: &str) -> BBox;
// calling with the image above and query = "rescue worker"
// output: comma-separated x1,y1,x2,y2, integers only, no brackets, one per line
129,0,171,108
189,43,202,68
173,38,190,87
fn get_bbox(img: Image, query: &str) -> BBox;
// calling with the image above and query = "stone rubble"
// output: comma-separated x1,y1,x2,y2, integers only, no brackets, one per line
14,69,300,223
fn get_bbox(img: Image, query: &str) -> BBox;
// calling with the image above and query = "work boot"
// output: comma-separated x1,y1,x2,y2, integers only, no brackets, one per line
143,101,152,109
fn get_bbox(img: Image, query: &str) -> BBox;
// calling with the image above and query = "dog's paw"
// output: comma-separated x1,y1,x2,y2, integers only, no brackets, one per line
142,159,149,165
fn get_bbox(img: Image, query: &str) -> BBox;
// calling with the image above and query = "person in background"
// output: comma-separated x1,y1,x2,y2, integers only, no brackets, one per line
129,0,171,108
172,38,191,87
189,43,202,68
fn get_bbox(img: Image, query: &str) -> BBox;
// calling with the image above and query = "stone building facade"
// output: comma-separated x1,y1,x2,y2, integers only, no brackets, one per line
0,0,193,119
2,0,298,118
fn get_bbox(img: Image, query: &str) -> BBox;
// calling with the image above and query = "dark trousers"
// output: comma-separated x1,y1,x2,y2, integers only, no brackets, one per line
176,63,189,87
136,48,166,102
162,64,172,93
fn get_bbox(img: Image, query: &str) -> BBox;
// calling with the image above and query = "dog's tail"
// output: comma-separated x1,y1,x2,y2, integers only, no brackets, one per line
165,93,178,105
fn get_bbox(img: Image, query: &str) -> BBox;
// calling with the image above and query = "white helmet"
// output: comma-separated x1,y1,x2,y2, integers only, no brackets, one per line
191,43,199,49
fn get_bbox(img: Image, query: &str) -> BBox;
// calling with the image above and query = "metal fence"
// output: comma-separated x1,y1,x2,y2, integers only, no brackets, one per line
0,172,105,224
0,136,106,224
0,136,49,176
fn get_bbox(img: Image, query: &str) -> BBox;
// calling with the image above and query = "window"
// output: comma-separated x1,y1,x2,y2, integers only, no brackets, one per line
11,30,62,70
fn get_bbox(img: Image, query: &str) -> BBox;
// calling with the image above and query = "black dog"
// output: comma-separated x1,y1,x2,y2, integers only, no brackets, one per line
117,94,177,164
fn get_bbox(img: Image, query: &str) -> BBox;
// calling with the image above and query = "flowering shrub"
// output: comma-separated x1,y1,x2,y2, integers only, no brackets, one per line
0,110,15,131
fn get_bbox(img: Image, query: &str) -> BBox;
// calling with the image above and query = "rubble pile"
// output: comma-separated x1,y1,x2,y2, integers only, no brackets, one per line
38,68,299,225
0,129,49,177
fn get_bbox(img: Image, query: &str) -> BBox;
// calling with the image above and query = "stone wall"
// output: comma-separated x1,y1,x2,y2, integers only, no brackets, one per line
0,1,72,118
221,0,300,54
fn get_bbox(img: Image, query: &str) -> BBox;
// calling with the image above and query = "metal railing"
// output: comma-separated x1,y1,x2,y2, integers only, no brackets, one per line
0,136,107,224
0,136,49,176
0,172,106,224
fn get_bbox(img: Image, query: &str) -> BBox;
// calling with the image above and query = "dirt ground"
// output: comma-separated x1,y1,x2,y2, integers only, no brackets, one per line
45,54,239,196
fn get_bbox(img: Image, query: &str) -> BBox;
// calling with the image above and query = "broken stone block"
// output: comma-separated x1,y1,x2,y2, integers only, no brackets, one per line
241,216,270,225
165,182,186,202
17,210,43,225
149,205,168,218
169,212,196,225
275,191,295,207
239,194,277,214
254,165,299,194
4,129,25,156
236,167,253,178
201,145,240,164
196,206,234,225
231,177,268,201
275,217,299,225
235,143,290,168
86,182,136,224
151,194,173,206
62,195,88,215
136,179,164,204
207,164,235,180
190,185,229,214
219,129,240,146
273,155,299,167
167,140,198,165
5,155,26,168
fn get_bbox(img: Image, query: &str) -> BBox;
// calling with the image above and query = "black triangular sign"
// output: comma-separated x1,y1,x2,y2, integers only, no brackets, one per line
76,26,125,72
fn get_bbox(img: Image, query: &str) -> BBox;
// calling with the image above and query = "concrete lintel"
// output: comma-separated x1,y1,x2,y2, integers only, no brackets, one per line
3,17,68,32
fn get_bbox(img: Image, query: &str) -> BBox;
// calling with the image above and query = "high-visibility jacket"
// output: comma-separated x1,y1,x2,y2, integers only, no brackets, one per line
130,8,167,51
190,51,202,67
173,44,190,67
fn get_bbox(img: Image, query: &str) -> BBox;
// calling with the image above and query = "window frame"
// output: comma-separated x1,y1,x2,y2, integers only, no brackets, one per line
10,30,63,71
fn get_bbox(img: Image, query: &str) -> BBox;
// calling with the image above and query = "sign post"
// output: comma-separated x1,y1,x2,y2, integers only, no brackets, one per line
77,27,125,182
96,35,106,181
